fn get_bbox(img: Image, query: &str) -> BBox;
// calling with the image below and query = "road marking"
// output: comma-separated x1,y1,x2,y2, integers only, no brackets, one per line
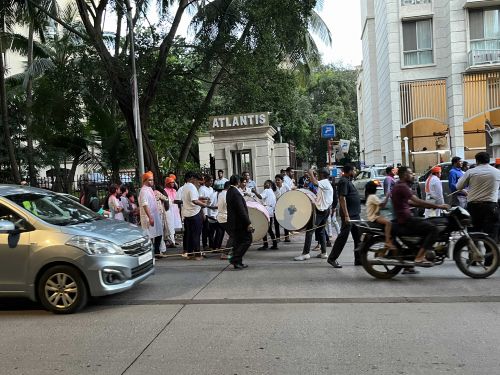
101,296,500,306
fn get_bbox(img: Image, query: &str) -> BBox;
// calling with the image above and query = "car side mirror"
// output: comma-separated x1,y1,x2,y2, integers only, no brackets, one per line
0,220,16,234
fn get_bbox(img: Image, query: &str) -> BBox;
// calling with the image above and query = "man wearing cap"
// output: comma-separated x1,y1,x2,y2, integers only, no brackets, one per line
457,152,500,240
139,171,164,257
449,156,466,208
294,167,333,261
424,166,444,218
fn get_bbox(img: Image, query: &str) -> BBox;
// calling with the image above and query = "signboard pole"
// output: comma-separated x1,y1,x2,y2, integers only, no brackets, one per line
328,139,332,167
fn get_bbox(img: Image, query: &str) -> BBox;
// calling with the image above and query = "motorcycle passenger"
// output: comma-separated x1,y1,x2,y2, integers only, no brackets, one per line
392,166,449,266
365,181,396,253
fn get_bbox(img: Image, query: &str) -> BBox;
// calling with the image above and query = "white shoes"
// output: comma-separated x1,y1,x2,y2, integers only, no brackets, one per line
294,254,311,261
316,253,328,259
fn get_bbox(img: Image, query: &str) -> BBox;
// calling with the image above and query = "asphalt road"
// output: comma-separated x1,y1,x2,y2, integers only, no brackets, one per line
1,236,499,375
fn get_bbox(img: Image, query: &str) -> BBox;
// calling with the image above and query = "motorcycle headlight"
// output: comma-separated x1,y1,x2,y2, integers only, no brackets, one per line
66,236,124,255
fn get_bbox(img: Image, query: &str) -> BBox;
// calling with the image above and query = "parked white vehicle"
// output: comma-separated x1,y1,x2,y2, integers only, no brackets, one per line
353,166,388,200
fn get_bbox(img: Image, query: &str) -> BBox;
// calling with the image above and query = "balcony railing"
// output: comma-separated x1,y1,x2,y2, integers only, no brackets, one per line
468,49,500,68
401,0,431,5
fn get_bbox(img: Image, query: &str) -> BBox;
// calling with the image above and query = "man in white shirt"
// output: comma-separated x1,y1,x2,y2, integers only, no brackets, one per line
457,152,500,240
238,177,254,198
274,174,291,242
242,171,257,191
199,175,215,250
294,168,333,261
253,180,278,250
182,172,209,259
214,169,229,191
283,167,295,190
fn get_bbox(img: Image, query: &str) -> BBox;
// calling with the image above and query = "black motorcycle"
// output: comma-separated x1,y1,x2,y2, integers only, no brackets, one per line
354,207,499,279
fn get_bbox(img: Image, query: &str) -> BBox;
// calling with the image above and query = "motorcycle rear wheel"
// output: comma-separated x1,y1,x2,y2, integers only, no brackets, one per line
361,236,403,279
454,235,499,279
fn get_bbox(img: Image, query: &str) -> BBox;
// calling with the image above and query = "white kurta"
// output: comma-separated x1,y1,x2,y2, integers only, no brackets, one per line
139,186,163,239
424,175,444,218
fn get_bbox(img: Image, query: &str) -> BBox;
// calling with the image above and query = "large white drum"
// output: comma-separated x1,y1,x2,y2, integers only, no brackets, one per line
246,201,270,242
275,189,316,231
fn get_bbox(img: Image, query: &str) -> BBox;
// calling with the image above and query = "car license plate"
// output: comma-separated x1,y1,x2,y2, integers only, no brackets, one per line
138,251,153,265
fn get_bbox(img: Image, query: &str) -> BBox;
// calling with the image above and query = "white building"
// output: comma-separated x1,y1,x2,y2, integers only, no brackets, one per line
358,0,500,172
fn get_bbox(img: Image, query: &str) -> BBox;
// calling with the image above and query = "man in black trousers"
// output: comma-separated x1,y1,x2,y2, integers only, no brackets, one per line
226,175,254,269
327,164,362,268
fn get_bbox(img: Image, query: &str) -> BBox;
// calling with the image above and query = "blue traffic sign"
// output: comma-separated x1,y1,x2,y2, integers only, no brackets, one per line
321,124,335,138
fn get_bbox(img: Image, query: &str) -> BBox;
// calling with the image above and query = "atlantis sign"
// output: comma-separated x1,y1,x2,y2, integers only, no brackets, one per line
209,112,269,129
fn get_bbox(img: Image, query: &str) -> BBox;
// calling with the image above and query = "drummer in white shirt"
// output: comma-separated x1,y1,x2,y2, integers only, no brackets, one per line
274,174,291,242
199,175,215,250
238,176,254,198
283,167,295,190
253,180,278,250
294,167,334,261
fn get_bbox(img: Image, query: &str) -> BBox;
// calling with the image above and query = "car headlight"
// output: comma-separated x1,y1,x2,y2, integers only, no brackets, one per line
66,236,124,255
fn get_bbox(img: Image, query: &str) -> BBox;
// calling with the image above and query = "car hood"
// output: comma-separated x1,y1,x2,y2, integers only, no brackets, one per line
60,219,146,246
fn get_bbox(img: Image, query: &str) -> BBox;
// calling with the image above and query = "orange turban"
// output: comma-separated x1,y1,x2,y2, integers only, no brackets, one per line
169,174,177,181
165,176,175,185
142,171,154,183
431,166,442,173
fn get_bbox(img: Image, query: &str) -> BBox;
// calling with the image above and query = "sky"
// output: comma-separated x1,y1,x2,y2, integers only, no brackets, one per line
315,0,362,67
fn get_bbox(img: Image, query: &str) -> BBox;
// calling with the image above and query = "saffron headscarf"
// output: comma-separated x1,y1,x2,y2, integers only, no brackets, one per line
165,176,175,185
142,171,154,184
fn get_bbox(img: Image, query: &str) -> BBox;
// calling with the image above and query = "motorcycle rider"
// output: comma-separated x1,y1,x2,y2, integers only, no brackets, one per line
392,166,449,266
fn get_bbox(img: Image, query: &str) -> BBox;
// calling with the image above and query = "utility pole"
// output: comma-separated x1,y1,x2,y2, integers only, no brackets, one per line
124,0,145,176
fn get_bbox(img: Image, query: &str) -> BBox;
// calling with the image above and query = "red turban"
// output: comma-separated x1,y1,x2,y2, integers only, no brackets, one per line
142,171,154,183
431,166,442,174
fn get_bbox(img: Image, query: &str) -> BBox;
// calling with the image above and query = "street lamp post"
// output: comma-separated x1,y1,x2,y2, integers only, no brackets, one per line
124,0,145,176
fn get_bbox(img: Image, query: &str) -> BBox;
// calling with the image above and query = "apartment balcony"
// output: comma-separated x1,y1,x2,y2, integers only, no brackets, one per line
467,49,500,70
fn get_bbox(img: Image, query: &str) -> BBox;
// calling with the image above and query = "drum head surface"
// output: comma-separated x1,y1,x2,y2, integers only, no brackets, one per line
275,190,314,231
248,207,270,242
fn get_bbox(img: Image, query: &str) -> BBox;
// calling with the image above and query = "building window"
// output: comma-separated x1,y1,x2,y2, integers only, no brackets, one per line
469,8,500,64
402,19,433,66
231,150,252,176
401,0,431,5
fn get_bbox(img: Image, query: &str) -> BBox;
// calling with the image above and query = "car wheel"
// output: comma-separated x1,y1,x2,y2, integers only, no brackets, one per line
37,265,88,314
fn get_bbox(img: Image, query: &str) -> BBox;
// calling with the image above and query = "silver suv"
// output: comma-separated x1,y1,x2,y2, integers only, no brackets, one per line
0,185,154,313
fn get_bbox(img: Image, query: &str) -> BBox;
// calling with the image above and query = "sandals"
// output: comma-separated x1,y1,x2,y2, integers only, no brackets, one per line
414,259,433,267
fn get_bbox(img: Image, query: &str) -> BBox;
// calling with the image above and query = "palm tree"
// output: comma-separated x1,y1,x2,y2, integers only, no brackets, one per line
15,0,59,185
1,0,23,183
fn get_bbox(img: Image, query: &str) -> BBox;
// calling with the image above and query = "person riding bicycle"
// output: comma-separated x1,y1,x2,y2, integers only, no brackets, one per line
391,166,449,266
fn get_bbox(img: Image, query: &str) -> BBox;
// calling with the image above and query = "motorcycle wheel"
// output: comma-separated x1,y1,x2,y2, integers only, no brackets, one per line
361,236,403,279
454,235,499,279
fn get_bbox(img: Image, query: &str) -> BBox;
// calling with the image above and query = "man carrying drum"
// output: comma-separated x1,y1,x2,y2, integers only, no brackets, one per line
294,168,334,261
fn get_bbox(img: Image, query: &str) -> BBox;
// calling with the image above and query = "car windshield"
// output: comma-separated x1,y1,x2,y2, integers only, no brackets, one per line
374,168,387,177
5,193,102,226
